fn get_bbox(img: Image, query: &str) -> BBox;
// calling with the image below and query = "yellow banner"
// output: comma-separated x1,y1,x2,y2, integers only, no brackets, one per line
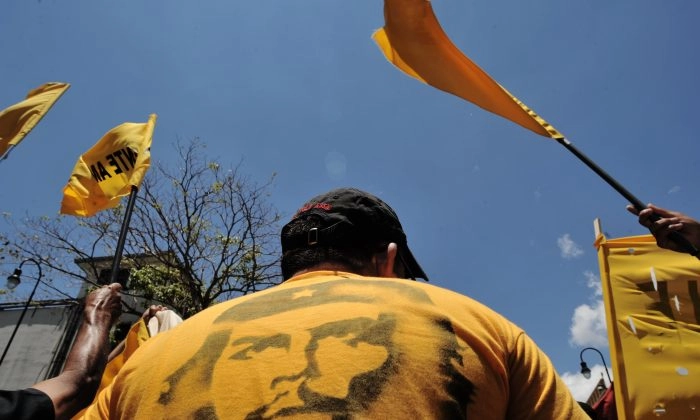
373,0,563,139
596,233,700,419
60,114,156,217
0,82,70,157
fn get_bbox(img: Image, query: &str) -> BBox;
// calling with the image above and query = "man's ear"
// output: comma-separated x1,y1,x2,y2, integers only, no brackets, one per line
377,243,399,278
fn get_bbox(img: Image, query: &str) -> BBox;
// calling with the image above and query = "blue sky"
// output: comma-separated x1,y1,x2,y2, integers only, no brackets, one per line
2,0,699,400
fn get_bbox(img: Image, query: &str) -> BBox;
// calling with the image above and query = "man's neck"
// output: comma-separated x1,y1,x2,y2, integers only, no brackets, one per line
291,263,365,279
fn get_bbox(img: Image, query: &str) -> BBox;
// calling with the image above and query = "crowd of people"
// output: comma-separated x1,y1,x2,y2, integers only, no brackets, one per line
2,188,699,419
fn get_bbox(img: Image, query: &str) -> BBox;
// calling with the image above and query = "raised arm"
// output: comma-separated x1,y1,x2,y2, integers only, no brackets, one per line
626,204,700,254
31,283,122,420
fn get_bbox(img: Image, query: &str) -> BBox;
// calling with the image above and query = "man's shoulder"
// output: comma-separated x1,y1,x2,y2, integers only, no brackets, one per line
142,272,519,341
288,271,511,319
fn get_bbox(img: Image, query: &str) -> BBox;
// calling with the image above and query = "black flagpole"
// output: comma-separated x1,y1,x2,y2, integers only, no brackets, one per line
109,185,139,286
556,137,699,256
0,145,16,163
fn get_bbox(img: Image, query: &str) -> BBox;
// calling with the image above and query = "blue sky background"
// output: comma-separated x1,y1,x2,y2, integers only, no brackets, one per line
2,0,699,400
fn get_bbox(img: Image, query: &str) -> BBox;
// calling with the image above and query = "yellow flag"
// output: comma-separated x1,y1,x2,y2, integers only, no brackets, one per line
373,0,563,139
60,114,157,217
0,82,70,157
596,233,700,419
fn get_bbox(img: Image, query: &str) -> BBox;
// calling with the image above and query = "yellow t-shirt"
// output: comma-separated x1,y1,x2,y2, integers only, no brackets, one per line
86,271,587,419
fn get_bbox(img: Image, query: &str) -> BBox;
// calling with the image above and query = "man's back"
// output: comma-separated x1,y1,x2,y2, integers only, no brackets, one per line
89,271,585,419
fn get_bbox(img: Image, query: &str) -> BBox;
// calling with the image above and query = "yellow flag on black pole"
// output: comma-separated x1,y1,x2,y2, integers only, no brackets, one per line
60,114,157,217
0,82,70,159
373,0,562,139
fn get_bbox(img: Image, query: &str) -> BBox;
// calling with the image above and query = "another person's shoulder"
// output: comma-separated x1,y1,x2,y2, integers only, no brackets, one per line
123,288,279,351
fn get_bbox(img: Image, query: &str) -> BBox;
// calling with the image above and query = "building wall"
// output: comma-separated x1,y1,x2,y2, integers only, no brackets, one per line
0,303,80,389
586,377,608,406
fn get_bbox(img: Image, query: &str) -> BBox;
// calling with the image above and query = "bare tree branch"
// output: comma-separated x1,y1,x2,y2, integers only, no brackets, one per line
1,139,282,318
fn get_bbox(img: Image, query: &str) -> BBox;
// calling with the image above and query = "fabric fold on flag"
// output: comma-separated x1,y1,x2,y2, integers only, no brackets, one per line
0,82,70,157
60,114,157,217
372,0,563,139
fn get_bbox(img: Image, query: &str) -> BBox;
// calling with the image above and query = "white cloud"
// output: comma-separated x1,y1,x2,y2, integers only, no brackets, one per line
569,299,608,347
565,271,612,401
583,270,602,296
557,234,584,259
561,364,613,402
569,271,608,347
569,271,607,347
668,185,681,194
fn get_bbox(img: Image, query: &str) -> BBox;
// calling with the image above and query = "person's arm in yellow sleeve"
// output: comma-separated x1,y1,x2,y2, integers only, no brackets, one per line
506,332,589,419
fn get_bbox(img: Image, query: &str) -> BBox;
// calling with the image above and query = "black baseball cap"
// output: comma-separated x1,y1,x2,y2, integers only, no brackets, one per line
281,188,428,281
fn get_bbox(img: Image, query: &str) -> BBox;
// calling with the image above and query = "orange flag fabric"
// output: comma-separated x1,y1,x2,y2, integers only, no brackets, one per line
373,0,563,139
596,233,700,419
0,82,70,158
60,114,156,217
